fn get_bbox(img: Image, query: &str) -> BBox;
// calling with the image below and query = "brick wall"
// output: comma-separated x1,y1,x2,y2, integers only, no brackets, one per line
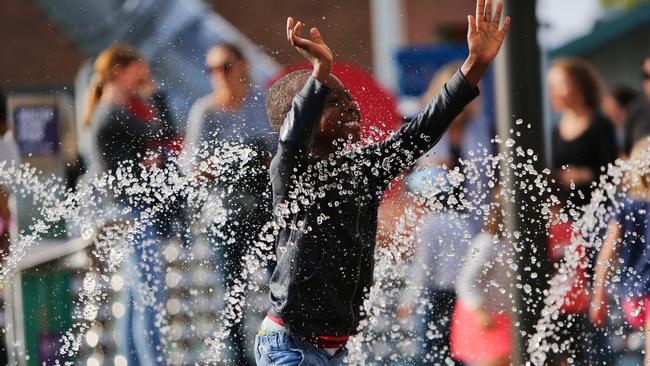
0,0,476,90
210,0,373,70
402,0,475,45
0,0,85,90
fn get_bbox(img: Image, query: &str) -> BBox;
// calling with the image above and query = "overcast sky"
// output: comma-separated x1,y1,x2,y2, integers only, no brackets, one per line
537,0,605,49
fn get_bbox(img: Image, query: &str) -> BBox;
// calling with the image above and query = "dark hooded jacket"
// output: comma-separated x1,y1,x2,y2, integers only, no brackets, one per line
268,70,479,337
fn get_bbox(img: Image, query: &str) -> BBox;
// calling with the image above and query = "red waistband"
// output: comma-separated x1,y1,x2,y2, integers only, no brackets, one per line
266,314,349,349
267,314,286,327
303,335,349,349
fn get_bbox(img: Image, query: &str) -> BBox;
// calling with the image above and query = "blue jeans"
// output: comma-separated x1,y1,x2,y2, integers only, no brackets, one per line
116,219,167,365
254,332,348,366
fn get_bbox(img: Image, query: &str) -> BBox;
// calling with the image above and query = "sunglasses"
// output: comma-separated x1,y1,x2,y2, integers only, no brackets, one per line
644,72,650,80
206,62,233,74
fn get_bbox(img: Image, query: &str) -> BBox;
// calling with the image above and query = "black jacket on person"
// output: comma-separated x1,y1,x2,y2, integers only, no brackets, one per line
624,97,650,154
268,71,479,337
551,113,618,207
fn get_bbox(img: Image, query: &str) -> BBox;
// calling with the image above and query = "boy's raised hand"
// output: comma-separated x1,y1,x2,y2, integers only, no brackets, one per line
461,0,511,87
287,17,333,83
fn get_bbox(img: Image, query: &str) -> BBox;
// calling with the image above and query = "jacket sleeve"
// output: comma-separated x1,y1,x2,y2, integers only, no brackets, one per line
270,77,330,200
360,70,479,185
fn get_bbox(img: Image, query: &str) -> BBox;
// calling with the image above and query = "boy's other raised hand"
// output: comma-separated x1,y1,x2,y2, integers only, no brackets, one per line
461,0,511,87
287,17,333,83
468,0,510,63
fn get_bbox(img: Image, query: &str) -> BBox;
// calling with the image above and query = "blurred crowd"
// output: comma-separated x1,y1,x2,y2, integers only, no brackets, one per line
391,55,650,366
0,38,649,366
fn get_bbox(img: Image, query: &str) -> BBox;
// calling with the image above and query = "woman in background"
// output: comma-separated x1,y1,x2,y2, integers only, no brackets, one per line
591,139,650,366
84,44,167,366
547,57,617,365
548,58,618,208
183,42,276,365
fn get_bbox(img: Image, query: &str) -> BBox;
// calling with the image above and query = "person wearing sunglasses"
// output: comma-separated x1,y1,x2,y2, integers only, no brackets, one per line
185,42,275,155
184,42,277,365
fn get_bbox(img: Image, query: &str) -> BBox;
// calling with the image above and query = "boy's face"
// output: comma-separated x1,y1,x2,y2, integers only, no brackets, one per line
318,75,361,143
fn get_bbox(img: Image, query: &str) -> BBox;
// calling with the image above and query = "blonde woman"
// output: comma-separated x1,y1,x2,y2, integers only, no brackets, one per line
84,44,167,366
590,138,650,365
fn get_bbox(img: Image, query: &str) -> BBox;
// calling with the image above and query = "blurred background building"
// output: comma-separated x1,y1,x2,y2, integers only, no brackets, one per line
3,0,646,128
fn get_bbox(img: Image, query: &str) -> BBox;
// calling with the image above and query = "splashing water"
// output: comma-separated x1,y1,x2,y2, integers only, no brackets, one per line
1,132,648,365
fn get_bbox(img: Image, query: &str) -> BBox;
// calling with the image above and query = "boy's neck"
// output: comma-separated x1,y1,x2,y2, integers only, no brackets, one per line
311,139,341,160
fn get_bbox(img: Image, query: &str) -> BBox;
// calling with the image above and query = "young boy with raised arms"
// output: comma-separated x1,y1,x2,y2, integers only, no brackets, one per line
256,1,511,364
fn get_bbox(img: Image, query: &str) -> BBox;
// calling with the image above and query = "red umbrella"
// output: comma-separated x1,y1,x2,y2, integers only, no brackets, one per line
269,62,405,200
268,62,402,143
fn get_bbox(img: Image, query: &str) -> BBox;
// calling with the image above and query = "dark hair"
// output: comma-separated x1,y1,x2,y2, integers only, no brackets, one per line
0,89,6,123
209,42,245,62
608,84,638,109
552,58,603,112
84,43,143,126
265,69,312,132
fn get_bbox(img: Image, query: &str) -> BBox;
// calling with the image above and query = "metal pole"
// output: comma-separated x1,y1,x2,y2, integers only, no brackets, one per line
493,1,551,365
370,0,404,92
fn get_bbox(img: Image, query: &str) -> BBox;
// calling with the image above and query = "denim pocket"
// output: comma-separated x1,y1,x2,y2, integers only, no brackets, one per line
256,333,306,366
266,348,304,365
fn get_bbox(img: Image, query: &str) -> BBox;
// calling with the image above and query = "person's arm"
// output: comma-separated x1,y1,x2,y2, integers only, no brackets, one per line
182,99,224,180
589,219,622,327
276,78,330,156
362,70,479,183
362,0,510,182
558,166,594,187
456,233,495,311
456,233,498,328
270,18,333,198
278,17,332,153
